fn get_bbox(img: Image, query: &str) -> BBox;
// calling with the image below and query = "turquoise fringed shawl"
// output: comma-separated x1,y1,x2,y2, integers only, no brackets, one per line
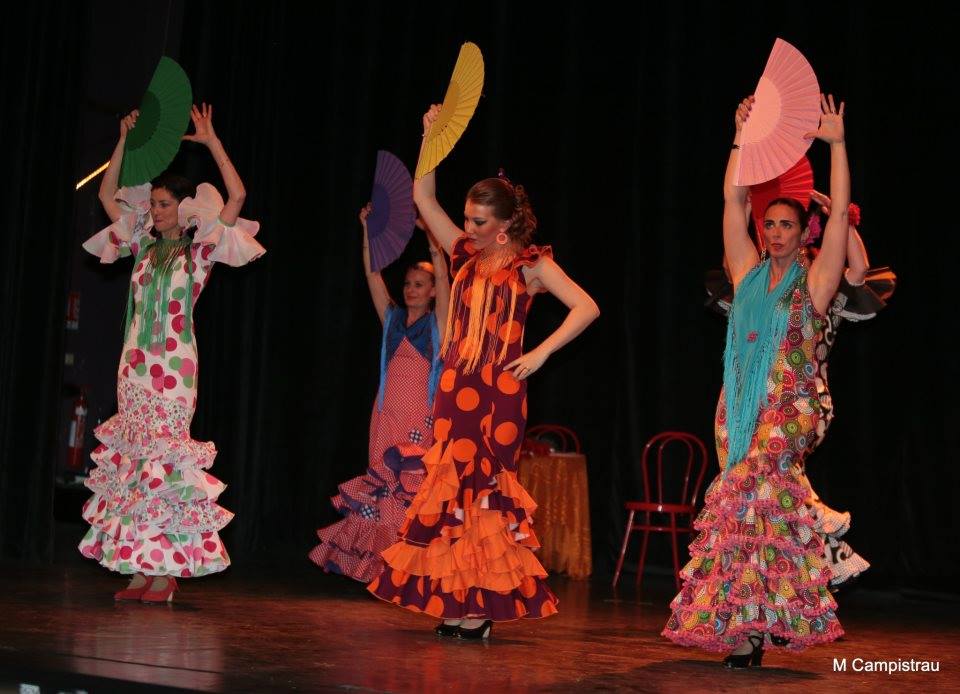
722,259,801,468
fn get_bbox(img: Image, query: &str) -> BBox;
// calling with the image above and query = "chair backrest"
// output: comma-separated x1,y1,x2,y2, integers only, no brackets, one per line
640,431,708,508
525,424,582,454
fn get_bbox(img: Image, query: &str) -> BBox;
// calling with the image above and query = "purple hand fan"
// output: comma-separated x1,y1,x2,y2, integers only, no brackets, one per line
367,150,416,272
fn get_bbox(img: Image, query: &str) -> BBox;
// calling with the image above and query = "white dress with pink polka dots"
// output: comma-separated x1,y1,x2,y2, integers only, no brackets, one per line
78,183,265,578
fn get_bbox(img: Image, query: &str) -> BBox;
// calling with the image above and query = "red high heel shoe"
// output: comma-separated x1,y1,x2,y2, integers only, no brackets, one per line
141,576,178,604
114,575,150,601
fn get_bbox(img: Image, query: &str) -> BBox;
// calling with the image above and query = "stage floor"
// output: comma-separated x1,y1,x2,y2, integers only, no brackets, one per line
1,558,958,693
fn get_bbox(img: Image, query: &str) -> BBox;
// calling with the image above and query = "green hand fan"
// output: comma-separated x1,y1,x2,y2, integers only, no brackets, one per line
119,57,193,187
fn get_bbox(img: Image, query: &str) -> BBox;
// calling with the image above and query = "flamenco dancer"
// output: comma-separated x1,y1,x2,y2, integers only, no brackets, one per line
663,94,849,666
309,205,450,582
367,104,600,639
79,104,264,602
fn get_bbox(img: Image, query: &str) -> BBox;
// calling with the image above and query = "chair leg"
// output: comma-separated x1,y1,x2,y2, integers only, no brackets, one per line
636,512,651,588
612,510,635,588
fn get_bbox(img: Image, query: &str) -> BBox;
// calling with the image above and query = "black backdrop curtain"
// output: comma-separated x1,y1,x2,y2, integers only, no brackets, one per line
2,2,957,591
0,5,87,559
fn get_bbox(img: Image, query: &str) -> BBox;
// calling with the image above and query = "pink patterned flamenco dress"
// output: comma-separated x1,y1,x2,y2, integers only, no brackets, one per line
309,305,441,582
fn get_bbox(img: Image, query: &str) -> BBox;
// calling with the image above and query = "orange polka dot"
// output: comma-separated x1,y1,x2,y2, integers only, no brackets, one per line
519,575,538,598
498,320,522,344
456,387,480,411
476,591,485,608
514,599,528,616
434,418,452,441
481,363,494,387
460,285,474,306
481,457,492,476
391,568,410,587
453,589,468,604
453,318,463,341
452,438,477,462
368,576,380,592
425,595,445,617
521,395,528,419
485,312,499,335
497,371,521,395
495,421,519,446
440,369,457,393
491,268,511,286
461,460,474,478
416,576,425,597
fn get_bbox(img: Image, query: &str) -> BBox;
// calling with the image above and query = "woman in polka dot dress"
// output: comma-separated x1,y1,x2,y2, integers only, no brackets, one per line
309,203,451,582
368,104,600,639
78,105,265,602
662,94,849,666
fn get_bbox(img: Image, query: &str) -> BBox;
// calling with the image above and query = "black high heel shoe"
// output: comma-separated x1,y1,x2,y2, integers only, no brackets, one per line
723,633,764,668
457,619,493,640
434,621,461,637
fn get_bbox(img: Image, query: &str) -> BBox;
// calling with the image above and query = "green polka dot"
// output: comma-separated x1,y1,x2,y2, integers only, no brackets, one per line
171,287,186,300
180,330,192,343
698,611,711,623
119,247,131,257
784,421,799,436
121,515,133,526
789,350,804,366
135,363,147,377
182,376,194,388
169,356,182,370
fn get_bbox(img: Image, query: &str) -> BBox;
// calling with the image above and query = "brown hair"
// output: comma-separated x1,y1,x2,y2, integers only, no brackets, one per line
466,176,537,246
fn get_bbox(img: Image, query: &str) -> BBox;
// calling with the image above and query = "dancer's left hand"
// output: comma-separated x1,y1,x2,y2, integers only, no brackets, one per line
804,94,845,144
183,103,218,146
505,349,548,380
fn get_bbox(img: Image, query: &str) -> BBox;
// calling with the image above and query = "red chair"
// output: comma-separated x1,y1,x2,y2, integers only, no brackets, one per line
612,431,708,590
524,424,581,454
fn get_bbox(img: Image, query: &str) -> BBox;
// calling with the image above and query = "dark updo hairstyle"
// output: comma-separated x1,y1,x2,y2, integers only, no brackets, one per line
149,172,197,238
763,197,809,231
466,170,538,246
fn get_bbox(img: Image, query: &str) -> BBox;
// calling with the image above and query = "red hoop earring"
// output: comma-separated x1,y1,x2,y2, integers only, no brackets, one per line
496,232,508,245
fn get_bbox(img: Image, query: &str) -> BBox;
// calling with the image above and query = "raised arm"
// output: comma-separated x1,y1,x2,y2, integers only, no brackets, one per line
725,96,761,288
412,104,464,255
421,218,451,327
360,203,392,324
98,110,139,222
806,95,850,314
182,104,247,226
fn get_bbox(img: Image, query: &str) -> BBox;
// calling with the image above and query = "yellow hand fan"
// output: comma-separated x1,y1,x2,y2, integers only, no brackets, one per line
415,42,484,180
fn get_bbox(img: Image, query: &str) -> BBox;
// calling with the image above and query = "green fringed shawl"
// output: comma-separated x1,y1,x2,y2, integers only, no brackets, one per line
123,237,194,353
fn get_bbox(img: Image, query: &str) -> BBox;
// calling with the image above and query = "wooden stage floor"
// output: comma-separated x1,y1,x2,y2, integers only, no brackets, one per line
1,558,958,692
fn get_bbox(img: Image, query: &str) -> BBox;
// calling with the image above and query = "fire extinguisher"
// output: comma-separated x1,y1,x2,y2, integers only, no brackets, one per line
66,392,88,472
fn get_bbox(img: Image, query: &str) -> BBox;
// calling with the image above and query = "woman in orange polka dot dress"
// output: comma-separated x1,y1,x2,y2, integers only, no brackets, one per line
78,106,264,602
368,105,600,639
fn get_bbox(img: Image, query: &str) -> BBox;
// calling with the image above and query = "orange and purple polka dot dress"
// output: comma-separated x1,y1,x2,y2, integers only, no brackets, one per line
368,236,559,621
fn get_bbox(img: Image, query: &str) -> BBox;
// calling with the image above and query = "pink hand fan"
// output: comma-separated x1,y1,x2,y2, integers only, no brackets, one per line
736,38,821,186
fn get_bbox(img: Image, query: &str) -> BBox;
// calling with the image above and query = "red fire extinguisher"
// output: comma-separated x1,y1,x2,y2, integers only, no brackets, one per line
66,392,88,472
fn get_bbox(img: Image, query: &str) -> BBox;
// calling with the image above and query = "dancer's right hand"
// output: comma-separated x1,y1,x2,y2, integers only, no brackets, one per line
359,202,372,229
734,96,754,132
422,104,442,137
119,110,139,139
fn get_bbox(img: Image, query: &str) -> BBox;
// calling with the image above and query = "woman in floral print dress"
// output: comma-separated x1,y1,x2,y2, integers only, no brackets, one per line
78,105,264,603
367,104,600,640
662,94,850,666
